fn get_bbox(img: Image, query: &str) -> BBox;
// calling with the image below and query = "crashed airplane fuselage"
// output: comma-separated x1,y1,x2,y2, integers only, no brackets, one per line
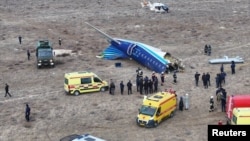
86,22,169,73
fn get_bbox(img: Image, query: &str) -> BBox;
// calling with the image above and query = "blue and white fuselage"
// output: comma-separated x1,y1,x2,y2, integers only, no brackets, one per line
86,22,169,73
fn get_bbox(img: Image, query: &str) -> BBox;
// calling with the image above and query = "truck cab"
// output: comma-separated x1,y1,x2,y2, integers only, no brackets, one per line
136,91,177,127
36,40,55,68
231,108,250,125
226,94,250,125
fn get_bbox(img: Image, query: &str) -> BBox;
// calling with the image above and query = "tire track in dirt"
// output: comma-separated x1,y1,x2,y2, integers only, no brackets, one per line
0,90,63,104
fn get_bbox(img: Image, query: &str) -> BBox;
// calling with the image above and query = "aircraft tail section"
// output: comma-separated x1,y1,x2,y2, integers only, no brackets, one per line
85,22,120,46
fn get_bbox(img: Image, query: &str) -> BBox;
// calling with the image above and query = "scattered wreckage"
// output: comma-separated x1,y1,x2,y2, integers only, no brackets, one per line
209,56,244,64
86,22,184,73
141,0,169,13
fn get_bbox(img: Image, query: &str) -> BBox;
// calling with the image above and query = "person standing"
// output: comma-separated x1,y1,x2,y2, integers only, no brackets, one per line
220,63,224,73
220,71,226,85
160,72,165,86
58,37,62,46
27,49,31,60
120,81,124,95
207,45,211,56
109,80,115,95
154,76,158,92
25,104,31,122
139,77,144,95
127,80,132,95
148,79,153,94
202,73,207,89
179,97,184,111
221,95,226,112
18,35,22,45
204,45,208,55
231,61,236,74
5,83,12,97
173,72,177,84
206,72,211,86
209,96,214,112
136,77,140,92
194,72,200,86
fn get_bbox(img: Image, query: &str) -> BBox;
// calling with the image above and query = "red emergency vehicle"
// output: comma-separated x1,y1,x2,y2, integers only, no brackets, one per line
226,94,250,124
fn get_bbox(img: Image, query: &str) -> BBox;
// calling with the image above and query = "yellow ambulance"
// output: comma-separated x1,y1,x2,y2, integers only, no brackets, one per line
64,71,109,96
231,108,250,125
136,91,177,127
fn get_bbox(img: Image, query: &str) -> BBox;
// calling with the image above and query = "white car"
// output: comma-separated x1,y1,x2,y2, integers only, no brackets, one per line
60,134,106,141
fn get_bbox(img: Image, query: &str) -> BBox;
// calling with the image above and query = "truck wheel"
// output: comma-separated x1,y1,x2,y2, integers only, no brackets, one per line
100,87,105,92
154,121,158,127
169,112,174,118
73,91,80,96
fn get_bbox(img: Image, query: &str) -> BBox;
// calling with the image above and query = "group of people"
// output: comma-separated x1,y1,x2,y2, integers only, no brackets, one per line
210,87,227,112
204,45,212,56
4,83,31,122
109,79,133,95
194,72,211,88
207,62,236,113
135,69,160,95
109,68,173,96
204,44,212,56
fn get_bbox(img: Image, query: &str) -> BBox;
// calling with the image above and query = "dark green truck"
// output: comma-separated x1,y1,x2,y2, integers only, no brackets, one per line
36,40,55,68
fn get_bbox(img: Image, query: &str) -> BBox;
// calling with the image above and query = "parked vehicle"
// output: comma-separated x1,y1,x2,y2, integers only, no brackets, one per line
64,71,109,96
231,108,250,125
226,94,250,125
136,91,177,127
36,40,55,68
60,133,106,141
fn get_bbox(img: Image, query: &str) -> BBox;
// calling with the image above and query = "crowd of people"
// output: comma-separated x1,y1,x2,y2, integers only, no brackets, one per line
3,40,238,125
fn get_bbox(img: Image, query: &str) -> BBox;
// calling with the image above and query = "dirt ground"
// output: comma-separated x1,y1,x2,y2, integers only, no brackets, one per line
1,0,250,141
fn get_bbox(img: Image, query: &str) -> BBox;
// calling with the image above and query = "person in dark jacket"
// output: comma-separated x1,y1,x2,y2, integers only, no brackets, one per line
173,72,177,84
202,73,207,89
206,72,211,86
5,83,12,97
179,97,184,111
207,45,211,56
204,44,208,55
220,71,226,85
148,79,153,94
194,72,200,86
127,80,132,95
160,72,165,86
220,63,224,73
220,89,227,112
109,79,115,95
136,77,140,92
58,37,62,46
139,77,144,95
144,78,149,95
221,95,226,112
120,81,124,95
231,61,236,74
18,35,22,45
25,104,31,122
154,76,158,92
27,49,31,60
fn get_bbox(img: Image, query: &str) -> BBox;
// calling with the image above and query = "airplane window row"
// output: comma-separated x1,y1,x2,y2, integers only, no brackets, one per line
133,50,165,70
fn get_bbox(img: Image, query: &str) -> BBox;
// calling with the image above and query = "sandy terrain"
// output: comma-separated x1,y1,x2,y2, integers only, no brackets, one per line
0,0,250,141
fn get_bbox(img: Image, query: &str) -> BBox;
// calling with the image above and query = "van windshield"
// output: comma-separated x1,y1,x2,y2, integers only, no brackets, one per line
139,105,157,116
